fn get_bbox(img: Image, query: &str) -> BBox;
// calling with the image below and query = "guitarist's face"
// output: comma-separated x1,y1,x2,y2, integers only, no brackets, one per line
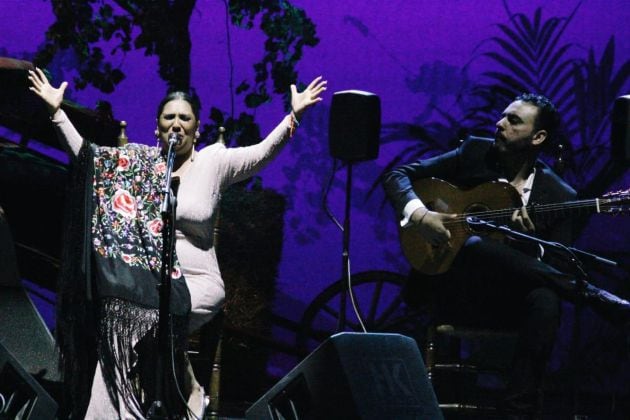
494,100,546,153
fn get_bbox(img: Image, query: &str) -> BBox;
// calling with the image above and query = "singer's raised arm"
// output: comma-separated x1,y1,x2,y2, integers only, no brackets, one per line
28,68,84,157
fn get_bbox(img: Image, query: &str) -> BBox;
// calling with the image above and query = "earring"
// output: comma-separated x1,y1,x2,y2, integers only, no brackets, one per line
191,140,197,162
155,130,160,147
190,131,200,162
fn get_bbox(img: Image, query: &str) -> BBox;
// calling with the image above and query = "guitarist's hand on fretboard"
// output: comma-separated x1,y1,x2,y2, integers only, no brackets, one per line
409,208,457,247
509,206,536,233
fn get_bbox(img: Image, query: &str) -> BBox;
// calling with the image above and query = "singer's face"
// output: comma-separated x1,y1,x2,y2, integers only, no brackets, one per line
157,99,199,157
494,100,546,153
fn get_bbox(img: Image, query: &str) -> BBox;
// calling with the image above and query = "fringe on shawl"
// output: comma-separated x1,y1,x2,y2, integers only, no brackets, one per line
98,297,190,418
56,142,97,418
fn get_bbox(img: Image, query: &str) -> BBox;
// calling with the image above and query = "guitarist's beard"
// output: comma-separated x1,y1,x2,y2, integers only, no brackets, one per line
494,130,535,153
492,135,538,179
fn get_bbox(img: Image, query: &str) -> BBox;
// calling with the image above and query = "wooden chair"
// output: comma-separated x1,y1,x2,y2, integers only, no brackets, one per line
207,127,226,418
187,127,227,419
424,315,519,416
188,312,224,419
402,270,521,417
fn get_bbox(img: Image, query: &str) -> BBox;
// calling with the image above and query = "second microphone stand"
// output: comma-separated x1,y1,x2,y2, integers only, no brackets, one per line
466,216,620,416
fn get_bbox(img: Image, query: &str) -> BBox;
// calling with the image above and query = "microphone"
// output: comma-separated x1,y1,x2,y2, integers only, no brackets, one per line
466,216,486,228
466,216,502,233
168,132,181,145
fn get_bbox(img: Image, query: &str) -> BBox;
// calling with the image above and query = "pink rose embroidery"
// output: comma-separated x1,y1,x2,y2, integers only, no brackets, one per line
155,162,166,174
147,218,163,236
117,155,130,171
112,189,137,218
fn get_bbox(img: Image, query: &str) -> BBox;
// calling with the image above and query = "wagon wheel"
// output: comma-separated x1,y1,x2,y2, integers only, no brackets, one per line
295,270,428,355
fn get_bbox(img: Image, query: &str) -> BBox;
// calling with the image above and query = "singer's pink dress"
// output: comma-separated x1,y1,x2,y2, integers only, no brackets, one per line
52,109,294,418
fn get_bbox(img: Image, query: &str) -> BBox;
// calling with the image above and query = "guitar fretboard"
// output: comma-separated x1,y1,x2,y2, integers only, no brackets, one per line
447,198,603,226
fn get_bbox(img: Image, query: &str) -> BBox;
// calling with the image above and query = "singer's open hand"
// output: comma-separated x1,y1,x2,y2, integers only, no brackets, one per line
28,67,67,116
290,76,327,119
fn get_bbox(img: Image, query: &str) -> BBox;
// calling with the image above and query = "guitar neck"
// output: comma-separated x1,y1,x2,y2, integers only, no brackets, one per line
531,198,602,220
470,198,602,225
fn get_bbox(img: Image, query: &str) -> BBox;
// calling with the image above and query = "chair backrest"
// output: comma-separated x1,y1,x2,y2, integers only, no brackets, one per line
208,128,226,417
117,121,128,146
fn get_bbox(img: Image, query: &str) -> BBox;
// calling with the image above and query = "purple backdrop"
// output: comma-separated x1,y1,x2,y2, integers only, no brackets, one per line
2,0,630,386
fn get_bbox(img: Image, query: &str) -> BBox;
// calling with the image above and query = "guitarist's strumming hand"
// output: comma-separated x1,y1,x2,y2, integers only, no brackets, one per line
410,208,458,247
510,206,535,233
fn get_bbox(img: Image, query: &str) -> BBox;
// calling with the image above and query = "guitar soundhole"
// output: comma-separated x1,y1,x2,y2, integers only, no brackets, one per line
465,203,490,214
464,203,491,233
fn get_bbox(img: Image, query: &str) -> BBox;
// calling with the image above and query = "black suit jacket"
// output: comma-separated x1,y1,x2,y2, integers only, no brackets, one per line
382,136,577,245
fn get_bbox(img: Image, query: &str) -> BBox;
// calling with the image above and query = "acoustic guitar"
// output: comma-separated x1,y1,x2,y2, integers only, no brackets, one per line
399,178,630,275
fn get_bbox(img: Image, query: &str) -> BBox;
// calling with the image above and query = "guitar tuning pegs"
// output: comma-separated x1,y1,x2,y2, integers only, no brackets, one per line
600,188,630,215
603,188,630,197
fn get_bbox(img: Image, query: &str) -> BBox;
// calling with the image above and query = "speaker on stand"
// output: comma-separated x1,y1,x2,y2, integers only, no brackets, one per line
611,94,630,165
327,90,381,331
581,94,630,199
328,90,381,162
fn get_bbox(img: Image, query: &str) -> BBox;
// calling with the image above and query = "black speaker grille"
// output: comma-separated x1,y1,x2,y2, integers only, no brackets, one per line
329,90,381,161
611,95,630,164
246,332,443,420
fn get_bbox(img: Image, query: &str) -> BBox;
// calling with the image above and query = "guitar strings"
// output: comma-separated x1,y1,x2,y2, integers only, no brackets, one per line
440,199,602,233
428,189,628,235
450,199,600,220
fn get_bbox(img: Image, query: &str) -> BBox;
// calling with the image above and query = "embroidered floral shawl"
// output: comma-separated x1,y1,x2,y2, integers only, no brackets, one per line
91,143,190,312
57,142,190,418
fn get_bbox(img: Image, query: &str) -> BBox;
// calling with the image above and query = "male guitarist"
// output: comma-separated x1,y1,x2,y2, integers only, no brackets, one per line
383,93,630,414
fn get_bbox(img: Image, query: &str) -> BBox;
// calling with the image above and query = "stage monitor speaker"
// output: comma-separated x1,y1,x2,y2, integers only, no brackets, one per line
246,332,443,420
0,208,19,288
0,210,59,385
611,94,630,165
0,342,58,419
329,90,381,162
0,287,59,383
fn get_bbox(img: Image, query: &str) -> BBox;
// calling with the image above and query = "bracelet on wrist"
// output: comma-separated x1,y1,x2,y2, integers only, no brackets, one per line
290,109,301,126
418,208,429,224
289,111,299,138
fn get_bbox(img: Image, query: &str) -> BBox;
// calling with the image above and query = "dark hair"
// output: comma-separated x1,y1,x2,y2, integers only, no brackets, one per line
156,91,201,120
515,93,559,140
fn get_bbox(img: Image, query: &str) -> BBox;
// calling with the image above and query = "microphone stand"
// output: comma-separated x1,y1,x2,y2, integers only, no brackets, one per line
147,135,179,419
465,217,618,417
